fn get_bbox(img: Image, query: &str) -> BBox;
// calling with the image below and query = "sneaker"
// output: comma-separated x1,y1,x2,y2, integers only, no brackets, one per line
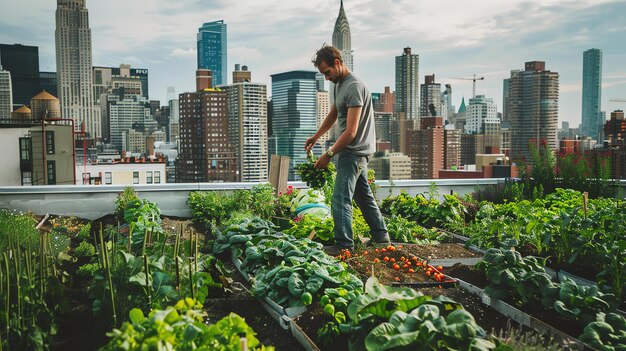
324,245,353,257
361,237,392,247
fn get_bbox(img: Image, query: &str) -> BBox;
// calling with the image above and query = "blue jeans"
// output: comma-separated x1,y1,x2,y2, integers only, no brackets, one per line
332,152,389,248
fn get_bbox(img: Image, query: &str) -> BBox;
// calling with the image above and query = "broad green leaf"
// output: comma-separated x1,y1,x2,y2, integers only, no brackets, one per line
129,308,146,324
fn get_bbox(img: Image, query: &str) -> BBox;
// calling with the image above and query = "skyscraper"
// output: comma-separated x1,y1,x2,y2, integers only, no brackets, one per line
223,67,269,183
55,0,98,138
0,43,40,109
508,61,559,163
328,0,353,111
197,20,227,87
332,0,353,72
0,66,12,119
395,47,419,121
465,95,498,134
410,117,444,179
317,89,331,150
442,84,453,122
377,86,394,113
502,77,510,123
581,48,603,142
39,72,57,97
269,70,320,180
420,74,442,117
176,71,236,182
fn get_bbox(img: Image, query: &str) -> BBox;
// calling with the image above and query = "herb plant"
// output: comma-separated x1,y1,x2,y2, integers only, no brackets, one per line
297,151,335,190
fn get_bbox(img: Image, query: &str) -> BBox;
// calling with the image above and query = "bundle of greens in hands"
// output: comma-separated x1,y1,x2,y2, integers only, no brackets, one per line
297,151,335,190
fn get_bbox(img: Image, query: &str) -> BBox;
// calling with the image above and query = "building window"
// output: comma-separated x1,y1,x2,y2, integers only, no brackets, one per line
146,171,153,184
105,172,112,185
19,138,31,161
47,160,56,185
46,131,55,154
21,171,32,186
133,171,139,184
154,171,161,184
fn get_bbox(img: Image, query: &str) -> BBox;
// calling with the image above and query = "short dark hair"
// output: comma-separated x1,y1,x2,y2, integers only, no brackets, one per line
312,44,343,68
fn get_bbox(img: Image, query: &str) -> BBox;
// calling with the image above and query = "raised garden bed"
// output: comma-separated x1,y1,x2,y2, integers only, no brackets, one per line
339,245,458,286
204,297,305,351
446,264,601,350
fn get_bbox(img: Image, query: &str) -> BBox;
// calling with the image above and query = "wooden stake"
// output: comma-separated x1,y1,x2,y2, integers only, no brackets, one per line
583,192,588,219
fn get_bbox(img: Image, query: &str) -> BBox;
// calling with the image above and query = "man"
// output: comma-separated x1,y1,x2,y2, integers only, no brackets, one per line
305,45,390,253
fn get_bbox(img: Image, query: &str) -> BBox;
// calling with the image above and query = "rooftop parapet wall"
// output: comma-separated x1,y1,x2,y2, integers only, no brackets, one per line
1,179,624,220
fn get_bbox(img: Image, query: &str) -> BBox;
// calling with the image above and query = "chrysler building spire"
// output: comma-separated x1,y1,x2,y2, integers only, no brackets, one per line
332,0,353,71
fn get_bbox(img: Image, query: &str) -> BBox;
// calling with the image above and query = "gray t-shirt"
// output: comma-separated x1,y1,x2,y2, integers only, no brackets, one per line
334,73,376,156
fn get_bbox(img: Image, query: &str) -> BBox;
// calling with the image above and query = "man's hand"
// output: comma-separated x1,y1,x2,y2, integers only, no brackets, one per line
304,136,318,152
314,153,331,169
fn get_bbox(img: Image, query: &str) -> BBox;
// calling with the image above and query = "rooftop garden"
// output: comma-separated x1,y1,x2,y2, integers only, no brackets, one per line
0,148,624,350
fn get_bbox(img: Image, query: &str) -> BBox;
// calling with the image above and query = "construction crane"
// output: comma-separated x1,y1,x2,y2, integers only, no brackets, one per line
609,99,626,103
450,74,485,99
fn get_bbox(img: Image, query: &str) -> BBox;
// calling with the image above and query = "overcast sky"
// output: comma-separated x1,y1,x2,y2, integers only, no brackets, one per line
1,0,625,126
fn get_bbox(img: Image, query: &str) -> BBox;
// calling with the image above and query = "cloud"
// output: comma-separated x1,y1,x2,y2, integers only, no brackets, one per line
1,0,625,125
561,83,582,93
170,48,196,57
603,80,626,89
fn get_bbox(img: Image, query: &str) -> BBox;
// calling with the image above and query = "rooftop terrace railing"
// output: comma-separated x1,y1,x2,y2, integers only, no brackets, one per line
1,178,624,220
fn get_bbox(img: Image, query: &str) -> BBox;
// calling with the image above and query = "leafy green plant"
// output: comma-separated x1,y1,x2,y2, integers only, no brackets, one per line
249,183,277,219
188,191,229,227
384,215,446,244
382,191,466,229
478,248,618,326
0,229,66,351
0,209,40,251
101,298,275,351
542,277,618,324
77,222,92,242
297,151,335,190
122,198,164,253
275,185,299,218
352,206,370,243
579,312,626,350
337,277,500,351
285,215,334,244
115,187,139,220
367,169,378,198
73,241,96,257
77,262,99,278
477,248,554,304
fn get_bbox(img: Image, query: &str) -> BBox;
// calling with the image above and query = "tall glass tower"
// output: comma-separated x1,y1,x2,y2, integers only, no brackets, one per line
508,61,559,164
0,44,39,109
197,20,227,87
269,71,321,180
581,48,602,142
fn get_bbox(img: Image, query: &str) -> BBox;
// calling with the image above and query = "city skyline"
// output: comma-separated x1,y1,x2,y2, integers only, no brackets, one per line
1,0,625,126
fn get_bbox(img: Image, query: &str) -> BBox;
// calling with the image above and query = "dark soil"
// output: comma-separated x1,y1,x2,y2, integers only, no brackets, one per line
414,286,522,336
445,263,490,288
49,214,305,350
394,243,482,260
548,262,598,283
294,304,348,351
204,297,305,351
293,285,525,351
213,250,307,350
341,246,447,285
443,264,588,343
